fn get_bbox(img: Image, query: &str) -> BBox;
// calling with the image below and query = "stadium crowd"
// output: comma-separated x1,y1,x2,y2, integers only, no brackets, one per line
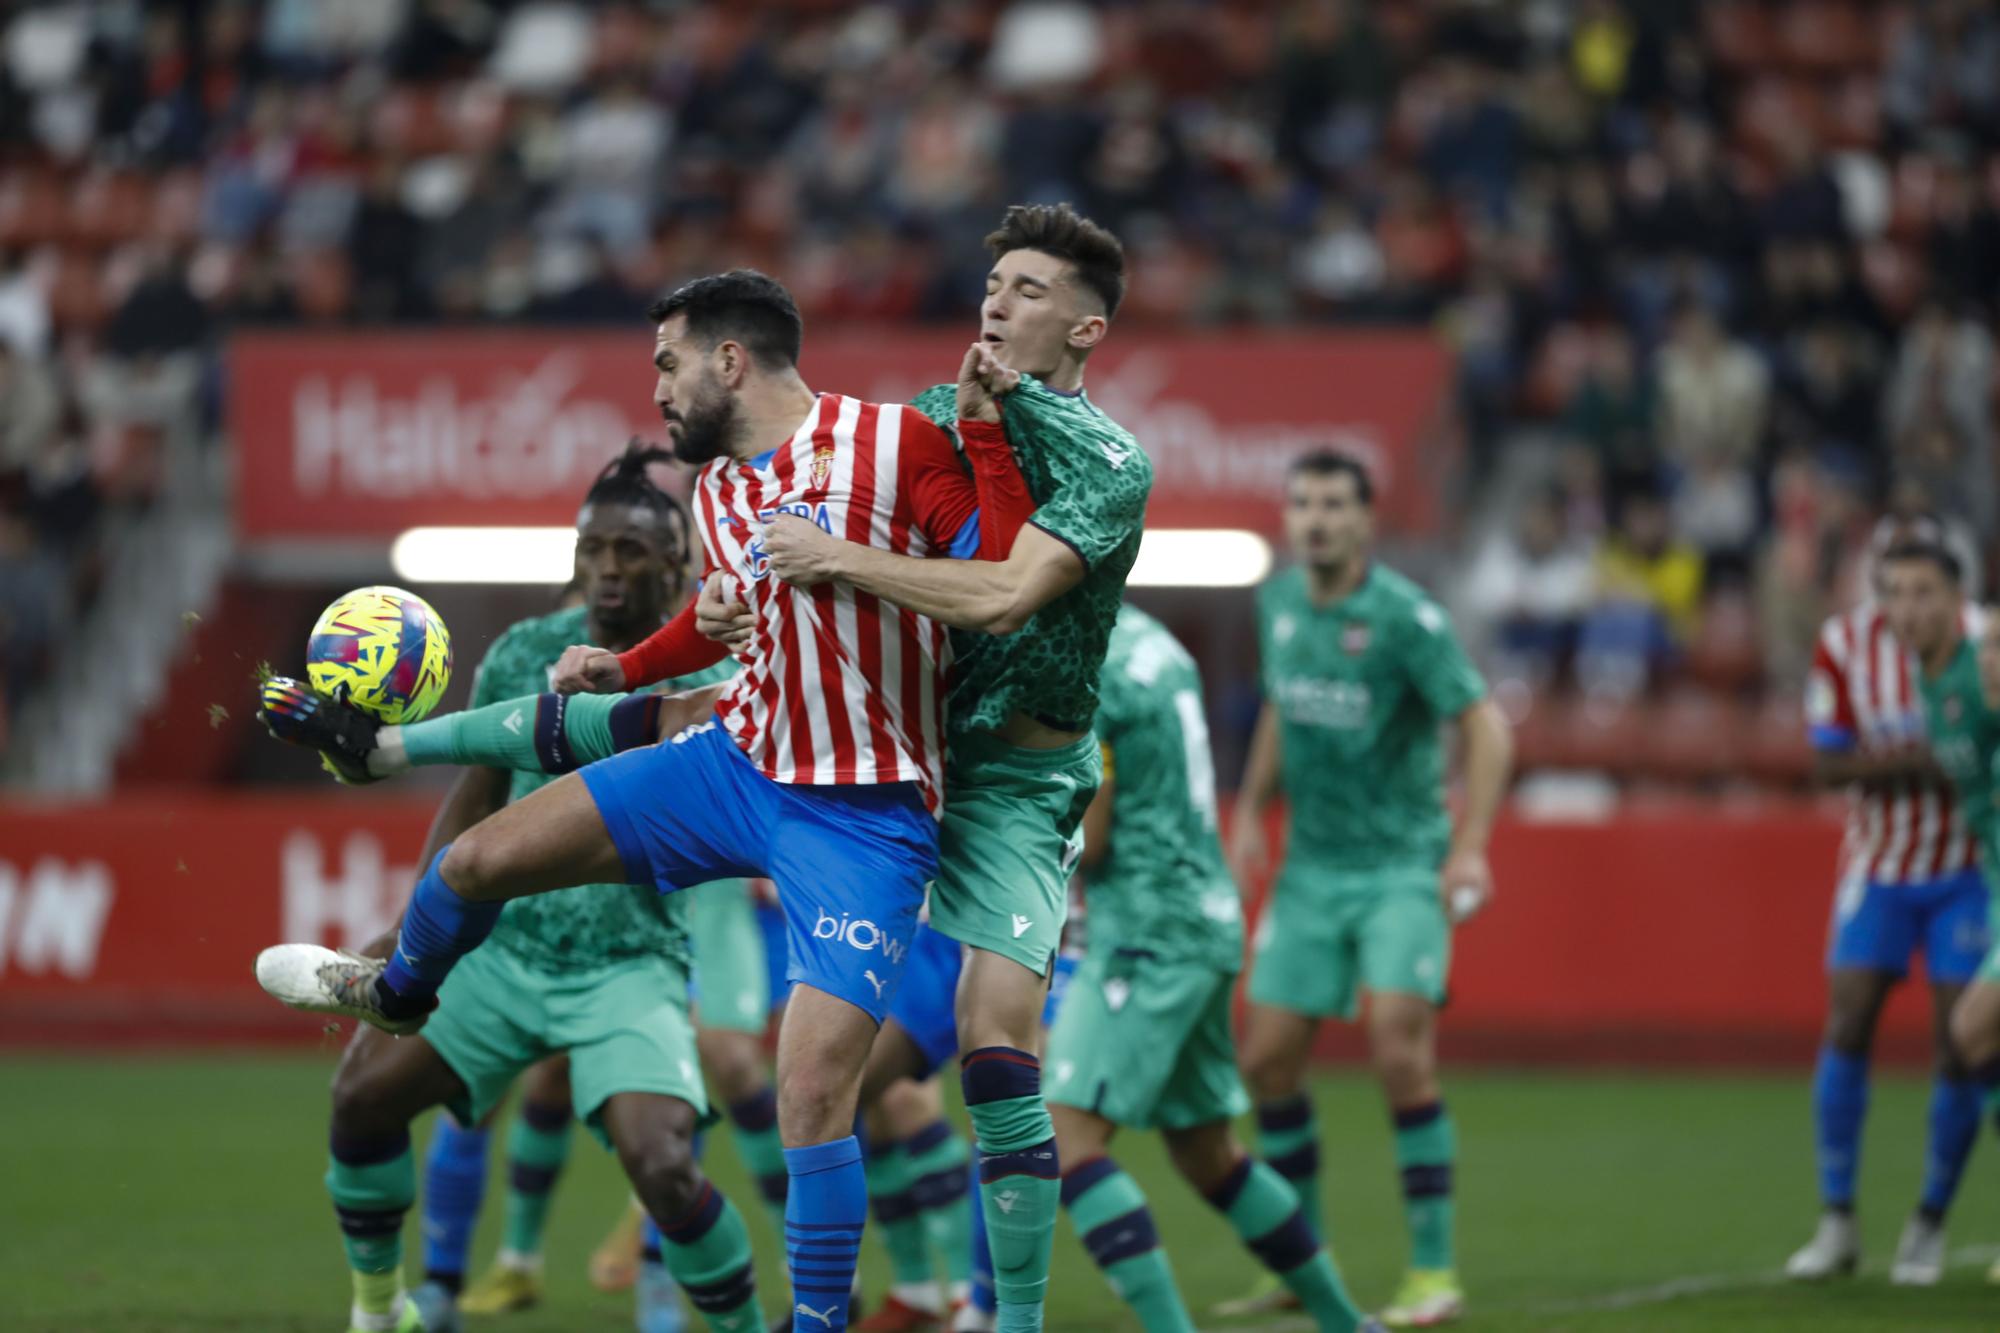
1,0,1997,774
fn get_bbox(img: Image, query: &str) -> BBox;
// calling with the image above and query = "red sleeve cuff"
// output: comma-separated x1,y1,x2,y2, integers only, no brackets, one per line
615,597,730,687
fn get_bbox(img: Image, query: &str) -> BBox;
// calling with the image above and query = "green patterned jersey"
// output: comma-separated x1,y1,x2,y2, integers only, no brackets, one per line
467,606,737,974
911,375,1152,735
1086,605,1244,970
1257,563,1486,873
1915,636,2000,873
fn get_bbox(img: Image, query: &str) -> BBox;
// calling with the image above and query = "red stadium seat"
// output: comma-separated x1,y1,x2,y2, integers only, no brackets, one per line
1684,594,1763,693
0,169,71,248
68,171,156,248
1744,691,1814,788
1643,688,1751,787
1553,693,1651,778
1775,3,1871,73
1703,2,1777,71
46,249,108,331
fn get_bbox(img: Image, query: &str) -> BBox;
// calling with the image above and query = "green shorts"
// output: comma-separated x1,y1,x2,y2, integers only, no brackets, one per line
1247,863,1450,1020
688,879,769,1035
1046,951,1249,1131
928,729,1100,975
1979,938,2000,986
423,944,704,1147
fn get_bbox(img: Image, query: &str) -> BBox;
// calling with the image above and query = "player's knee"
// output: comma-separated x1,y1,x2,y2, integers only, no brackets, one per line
328,1060,402,1138
697,1032,762,1102
623,1133,702,1222
1163,1124,1238,1194
1242,1049,1298,1102
1822,1007,1875,1057
1950,996,1999,1068
777,1059,856,1145
440,827,517,900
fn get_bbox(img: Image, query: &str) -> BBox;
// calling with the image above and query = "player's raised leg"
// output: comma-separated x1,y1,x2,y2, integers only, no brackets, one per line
257,770,630,1032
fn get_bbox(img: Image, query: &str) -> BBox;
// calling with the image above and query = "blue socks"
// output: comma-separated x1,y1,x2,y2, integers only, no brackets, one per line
421,1118,490,1290
1813,1047,1869,1210
1920,1075,1983,1220
381,845,503,1002
784,1136,866,1331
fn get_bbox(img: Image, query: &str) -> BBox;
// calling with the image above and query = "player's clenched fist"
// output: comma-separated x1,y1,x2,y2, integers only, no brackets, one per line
551,644,627,694
762,513,843,586
696,574,754,649
956,341,1019,425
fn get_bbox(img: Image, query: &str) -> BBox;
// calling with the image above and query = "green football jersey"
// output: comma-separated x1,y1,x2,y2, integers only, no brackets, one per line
467,605,737,974
911,375,1152,735
1915,636,2000,871
1257,563,1486,873
1086,605,1244,971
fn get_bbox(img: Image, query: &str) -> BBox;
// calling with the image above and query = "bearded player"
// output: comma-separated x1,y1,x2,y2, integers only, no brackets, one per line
714,203,1149,1333
1786,521,1990,1286
1224,452,1512,1328
256,270,1034,1333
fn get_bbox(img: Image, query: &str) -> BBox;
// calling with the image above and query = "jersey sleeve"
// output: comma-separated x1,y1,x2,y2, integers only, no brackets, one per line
1805,631,1857,752
1008,384,1151,569
1402,598,1487,718
614,595,732,689
897,407,1034,560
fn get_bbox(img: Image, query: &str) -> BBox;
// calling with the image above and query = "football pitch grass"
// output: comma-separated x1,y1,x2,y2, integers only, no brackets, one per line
7,1054,2000,1332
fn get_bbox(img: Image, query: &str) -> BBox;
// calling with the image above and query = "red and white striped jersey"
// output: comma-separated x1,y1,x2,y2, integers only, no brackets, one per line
1805,603,1979,883
691,393,977,814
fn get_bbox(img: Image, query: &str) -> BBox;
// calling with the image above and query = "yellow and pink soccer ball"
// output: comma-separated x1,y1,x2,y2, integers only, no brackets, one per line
305,586,452,723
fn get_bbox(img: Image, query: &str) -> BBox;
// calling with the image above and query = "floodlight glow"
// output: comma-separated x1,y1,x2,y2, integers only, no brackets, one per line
1126,529,1273,588
390,527,575,584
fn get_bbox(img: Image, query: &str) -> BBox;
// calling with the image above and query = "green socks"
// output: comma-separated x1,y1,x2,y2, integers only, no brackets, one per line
962,1048,1061,1331
724,1089,789,1236
396,690,627,774
656,1181,762,1332
906,1121,975,1290
326,1131,416,1320
1256,1094,1324,1237
866,1141,938,1301
500,1103,573,1266
1206,1155,1364,1332
1394,1102,1457,1271
1060,1157,1194,1332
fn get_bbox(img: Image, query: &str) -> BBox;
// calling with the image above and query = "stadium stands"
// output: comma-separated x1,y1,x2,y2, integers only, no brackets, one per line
0,0,1995,791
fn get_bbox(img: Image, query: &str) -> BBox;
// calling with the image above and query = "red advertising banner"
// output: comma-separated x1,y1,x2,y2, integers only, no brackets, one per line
228,329,1454,542
0,796,1934,1063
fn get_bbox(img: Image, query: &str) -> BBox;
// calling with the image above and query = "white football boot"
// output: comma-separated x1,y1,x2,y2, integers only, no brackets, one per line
1784,1210,1860,1280
255,944,433,1035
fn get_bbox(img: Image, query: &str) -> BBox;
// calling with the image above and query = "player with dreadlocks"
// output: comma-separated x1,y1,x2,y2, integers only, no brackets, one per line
260,443,766,1333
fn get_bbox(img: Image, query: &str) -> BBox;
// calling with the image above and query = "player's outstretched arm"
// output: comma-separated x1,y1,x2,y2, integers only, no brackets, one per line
1441,697,1513,922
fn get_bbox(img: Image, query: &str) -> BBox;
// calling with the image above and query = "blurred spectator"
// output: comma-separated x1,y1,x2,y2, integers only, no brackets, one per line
1769,321,1882,483
349,158,425,320
543,75,668,250
0,250,50,355
1462,486,1597,682
1656,301,1768,472
0,507,59,720
0,344,60,482
1883,0,2000,147
1884,301,1998,540
1562,327,1656,487
1582,489,1704,696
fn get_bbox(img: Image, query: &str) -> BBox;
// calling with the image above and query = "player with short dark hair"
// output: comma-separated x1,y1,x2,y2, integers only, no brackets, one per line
739,201,1152,1333
257,271,1036,1333
1786,523,1991,1286
1947,613,2000,1284
1223,452,1512,1328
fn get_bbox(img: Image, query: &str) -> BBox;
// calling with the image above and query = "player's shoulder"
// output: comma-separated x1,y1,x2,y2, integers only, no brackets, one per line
485,605,588,665
1370,563,1453,634
907,382,957,431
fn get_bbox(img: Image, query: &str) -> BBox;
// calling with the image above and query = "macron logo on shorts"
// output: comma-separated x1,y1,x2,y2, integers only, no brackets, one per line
1011,914,1032,939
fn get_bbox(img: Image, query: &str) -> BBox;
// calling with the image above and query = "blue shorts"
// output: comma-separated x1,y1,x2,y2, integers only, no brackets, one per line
885,931,1084,1078
580,719,937,1023
889,924,964,1077
1827,866,1991,984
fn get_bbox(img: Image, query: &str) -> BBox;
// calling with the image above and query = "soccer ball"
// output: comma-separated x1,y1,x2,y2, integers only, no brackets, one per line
305,586,453,724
